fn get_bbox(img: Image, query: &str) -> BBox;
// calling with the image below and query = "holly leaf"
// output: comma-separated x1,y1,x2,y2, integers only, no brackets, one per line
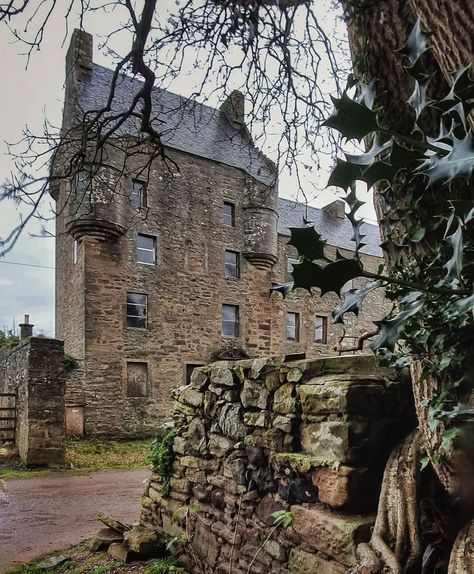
269,282,294,298
362,161,399,188
417,133,474,185
443,223,463,281
332,280,383,324
397,18,431,65
453,293,474,315
390,141,425,169
408,78,431,120
292,258,364,297
327,159,363,191
287,226,327,261
345,137,391,166
356,80,376,109
437,67,474,114
323,92,380,140
370,294,424,351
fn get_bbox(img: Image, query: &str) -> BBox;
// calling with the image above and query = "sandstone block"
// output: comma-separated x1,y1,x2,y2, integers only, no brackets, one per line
273,384,295,414
290,505,374,566
108,542,131,562
123,525,158,556
187,417,207,456
241,380,269,409
273,415,293,433
287,367,303,383
264,539,287,561
190,368,208,390
192,518,219,568
255,494,285,526
288,548,347,574
312,466,381,510
90,527,124,551
209,433,236,457
264,370,280,391
299,421,356,465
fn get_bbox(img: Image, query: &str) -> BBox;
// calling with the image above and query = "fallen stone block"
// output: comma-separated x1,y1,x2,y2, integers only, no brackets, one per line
36,555,69,570
123,525,159,556
108,542,131,562
90,527,124,551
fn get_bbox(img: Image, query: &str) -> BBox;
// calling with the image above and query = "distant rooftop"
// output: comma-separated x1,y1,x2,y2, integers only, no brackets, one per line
277,198,383,257
77,64,276,186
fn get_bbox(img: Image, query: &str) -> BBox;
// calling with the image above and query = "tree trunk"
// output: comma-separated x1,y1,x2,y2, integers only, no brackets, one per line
340,1,474,570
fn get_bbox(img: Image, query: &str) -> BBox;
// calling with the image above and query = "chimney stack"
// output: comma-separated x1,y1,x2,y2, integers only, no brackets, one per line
220,91,245,126
322,200,345,219
19,315,34,339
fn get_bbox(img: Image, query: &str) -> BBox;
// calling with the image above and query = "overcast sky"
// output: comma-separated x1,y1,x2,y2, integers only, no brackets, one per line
0,2,377,336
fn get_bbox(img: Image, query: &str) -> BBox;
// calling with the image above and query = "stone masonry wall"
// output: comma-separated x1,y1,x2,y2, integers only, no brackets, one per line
141,355,415,573
2,337,65,466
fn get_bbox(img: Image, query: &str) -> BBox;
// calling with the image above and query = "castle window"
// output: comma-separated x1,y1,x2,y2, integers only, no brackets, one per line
185,364,205,385
73,240,78,265
286,312,300,341
224,250,240,278
126,362,148,397
131,180,147,208
222,304,239,337
314,315,327,344
126,293,147,328
223,202,235,226
136,234,156,264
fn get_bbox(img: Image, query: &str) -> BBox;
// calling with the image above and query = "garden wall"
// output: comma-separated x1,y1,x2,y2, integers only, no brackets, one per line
140,354,415,573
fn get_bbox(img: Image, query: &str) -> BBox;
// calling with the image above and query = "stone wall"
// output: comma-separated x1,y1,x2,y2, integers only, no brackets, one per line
140,355,414,573
1,337,65,466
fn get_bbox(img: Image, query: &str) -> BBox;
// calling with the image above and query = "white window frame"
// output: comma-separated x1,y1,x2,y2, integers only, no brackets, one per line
224,250,240,278
222,304,239,337
126,292,148,329
136,234,156,265
286,312,300,342
314,315,328,344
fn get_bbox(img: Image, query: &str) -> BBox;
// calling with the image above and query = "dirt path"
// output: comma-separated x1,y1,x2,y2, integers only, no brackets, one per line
0,468,150,573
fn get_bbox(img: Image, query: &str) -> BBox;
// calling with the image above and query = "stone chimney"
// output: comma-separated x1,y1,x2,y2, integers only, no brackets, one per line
66,29,93,76
220,91,245,126
19,315,34,339
322,200,345,219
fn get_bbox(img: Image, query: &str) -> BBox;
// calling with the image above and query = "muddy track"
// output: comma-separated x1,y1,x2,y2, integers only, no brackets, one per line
0,468,149,573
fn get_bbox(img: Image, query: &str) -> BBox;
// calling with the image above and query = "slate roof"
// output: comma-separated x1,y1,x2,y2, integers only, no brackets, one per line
78,64,276,186
277,198,383,257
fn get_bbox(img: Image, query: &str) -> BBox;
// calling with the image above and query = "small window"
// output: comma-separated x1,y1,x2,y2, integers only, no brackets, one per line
127,293,147,328
286,312,300,342
136,234,156,264
131,180,147,208
185,364,204,385
287,258,300,272
75,170,89,193
224,250,240,278
73,240,78,265
315,315,328,344
222,304,239,337
223,202,235,226
127,362,148,397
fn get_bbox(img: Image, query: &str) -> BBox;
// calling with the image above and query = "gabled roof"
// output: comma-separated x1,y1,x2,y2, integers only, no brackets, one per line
277,198,383,257
77,64,276,186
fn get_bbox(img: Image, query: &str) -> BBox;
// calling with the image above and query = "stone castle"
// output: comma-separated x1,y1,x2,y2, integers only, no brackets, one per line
52,30,388,437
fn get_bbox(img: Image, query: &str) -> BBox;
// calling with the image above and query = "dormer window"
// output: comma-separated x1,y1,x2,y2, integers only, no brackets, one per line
131,180,147,208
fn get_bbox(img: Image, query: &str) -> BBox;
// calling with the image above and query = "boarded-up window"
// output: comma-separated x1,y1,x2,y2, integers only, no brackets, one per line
127,362,148,397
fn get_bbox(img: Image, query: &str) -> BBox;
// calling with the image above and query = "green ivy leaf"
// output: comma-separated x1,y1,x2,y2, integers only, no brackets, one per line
292,258,364,297
411,228,425,242
370,294,424,351
271,510,294,528
323,93,380,141
397,18,431,65
287,226,327,261
417,133,474,185
440,428,459,451
332,280,383,324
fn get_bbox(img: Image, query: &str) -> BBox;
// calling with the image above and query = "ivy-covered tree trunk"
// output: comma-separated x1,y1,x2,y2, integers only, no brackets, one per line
339,2,474,572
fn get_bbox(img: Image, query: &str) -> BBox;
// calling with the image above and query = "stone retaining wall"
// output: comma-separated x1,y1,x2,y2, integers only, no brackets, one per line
141,355,415,573
1,337,65,466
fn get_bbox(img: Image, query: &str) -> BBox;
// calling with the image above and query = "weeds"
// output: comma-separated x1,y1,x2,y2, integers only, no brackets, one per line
145,558,184,574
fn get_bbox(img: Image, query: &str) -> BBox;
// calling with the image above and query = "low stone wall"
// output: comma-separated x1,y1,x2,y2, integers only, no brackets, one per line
2,337,65,466
141,355,415,573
